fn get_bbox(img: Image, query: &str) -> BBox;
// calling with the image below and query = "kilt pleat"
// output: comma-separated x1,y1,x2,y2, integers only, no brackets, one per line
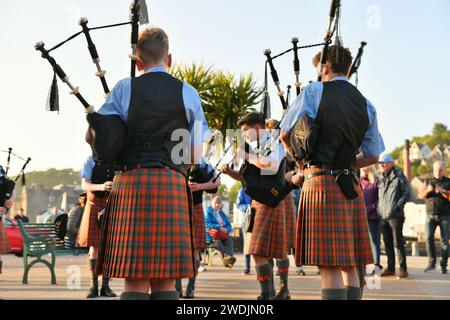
96,167,196,279
282,193,297,250
295,167,374,267
248,200,287,260
76,192,108,248
0,221,10,254
192,204,206,250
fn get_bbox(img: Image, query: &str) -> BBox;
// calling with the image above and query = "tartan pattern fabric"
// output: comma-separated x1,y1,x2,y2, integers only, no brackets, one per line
96,167,196,279
0,221,10,254
192,203,206,250
248,200,287,260
76,192,108,248
295,167,374,267
282,193,297,250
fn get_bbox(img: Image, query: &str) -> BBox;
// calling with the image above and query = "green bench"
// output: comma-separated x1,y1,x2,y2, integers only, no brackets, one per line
18,221,57,285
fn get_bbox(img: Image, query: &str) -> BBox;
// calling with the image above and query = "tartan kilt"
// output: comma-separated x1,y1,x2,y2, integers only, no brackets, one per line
192,204,206,250
0,221,10,254
295,167,374,267
76,192,108,248
282,193,297,250
248,200,287,260
96,167,196,280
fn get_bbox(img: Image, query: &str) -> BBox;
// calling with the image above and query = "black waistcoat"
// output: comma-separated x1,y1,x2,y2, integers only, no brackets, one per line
309,80,369,166
121,72,189,175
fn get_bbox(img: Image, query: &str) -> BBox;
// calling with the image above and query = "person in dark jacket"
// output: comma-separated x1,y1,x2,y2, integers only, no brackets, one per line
418,161,450,274
378,153,410,278
205,197,236,268
14,208,29,223
360,166,382,274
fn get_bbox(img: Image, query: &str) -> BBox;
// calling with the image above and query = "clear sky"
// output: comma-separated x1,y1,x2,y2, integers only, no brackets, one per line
1,0,449,175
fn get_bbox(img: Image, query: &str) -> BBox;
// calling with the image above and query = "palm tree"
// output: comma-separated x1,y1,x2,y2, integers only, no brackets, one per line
171,63,217,106
204,72,262,134
172,63,263,135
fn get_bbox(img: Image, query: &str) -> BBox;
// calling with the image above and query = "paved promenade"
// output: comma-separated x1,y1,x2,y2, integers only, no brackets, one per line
1,253,449,300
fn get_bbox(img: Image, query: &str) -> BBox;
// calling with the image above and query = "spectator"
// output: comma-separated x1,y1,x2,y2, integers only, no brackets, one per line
14,208,29,223
378,153,410,278
236,187,252,275
418,161,450,274
65,193,87,248
360,166,382,274
205,197,236,268
44,206,60,224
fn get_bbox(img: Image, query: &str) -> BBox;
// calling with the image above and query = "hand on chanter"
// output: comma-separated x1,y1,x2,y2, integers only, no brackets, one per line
220,164,232,176
101,181,114,192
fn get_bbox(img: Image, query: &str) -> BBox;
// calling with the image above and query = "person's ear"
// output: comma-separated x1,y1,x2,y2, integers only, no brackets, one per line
167,53,172,68
323,62,332,76
136,58,144,72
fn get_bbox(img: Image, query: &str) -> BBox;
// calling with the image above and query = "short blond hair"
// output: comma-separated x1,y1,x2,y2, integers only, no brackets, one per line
211,196,222,204
434,160,446,170
137,27,169,65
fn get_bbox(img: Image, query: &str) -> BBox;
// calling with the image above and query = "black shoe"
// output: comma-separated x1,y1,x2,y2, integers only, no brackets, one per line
424,265,436,273
257,293,273,300
274,290,291,300
86,286,99,298
100,285,117,298
296,269,306,276
183,291,195,299
441,266,448,274
242,269,251,275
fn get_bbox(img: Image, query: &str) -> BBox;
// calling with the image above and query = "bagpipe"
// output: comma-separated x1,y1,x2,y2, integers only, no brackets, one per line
35,1,149,165
0,148,32,208
242,0,371,207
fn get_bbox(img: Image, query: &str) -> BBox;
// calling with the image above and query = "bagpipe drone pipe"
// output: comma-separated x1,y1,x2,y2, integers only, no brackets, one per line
34,1,149,165
0,148,32,209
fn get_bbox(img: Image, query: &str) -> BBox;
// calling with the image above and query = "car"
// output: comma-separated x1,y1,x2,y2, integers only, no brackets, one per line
3,216,23,255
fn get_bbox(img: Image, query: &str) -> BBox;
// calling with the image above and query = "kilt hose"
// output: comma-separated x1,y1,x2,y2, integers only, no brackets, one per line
96,167,197,280
192,203,206,250
282,193,297,251
0,221,10,254
77,192,108,248
249,200,287,260
295,167,374,267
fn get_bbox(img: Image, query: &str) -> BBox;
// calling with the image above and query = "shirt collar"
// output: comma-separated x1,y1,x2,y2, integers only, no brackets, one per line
330,76,349,82
145,66,168,74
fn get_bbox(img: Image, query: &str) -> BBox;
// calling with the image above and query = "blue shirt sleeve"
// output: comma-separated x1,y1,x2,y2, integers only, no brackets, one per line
80,156,95,180
280,82,323,134
361,99,386,157
182,83,212,146
97,78,131,122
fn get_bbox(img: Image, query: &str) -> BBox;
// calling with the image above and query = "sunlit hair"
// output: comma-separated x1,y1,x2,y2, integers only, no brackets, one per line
137,27,169,65
434,160,446,170
211,196,222,204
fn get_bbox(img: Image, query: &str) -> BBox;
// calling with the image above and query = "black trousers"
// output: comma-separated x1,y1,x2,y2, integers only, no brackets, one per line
381,218,407,272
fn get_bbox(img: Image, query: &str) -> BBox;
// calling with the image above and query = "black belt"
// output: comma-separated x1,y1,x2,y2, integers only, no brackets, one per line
120,161,168,172
304,169,356,181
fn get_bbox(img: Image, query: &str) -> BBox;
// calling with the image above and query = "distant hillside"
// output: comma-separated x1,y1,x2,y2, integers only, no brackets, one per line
13,168,81,189
391,123,450,178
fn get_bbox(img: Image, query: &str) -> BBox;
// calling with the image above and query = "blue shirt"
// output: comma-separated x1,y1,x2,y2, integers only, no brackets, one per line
280,77,385,157
80,155,95,180
97,66,212,146
236,188,252,213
